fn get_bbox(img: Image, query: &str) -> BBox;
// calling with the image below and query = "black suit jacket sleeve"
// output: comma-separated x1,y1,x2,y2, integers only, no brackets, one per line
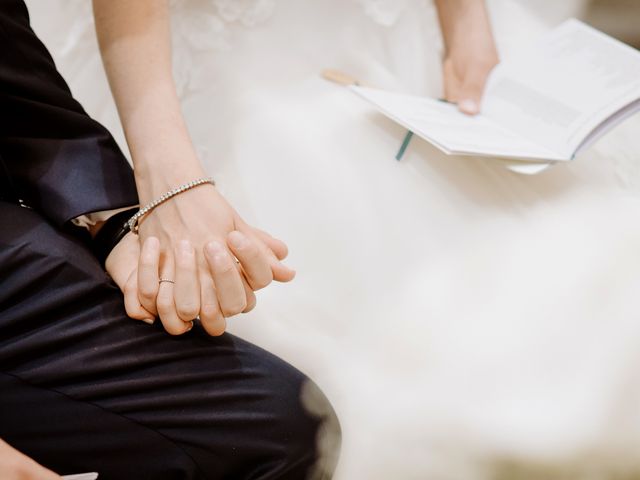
0,0,139,227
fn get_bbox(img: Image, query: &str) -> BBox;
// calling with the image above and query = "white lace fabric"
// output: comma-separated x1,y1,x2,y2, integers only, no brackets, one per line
167,0,434,94
354,0,431,26
168,0,429,53
169,0,276,49
168,0,275,93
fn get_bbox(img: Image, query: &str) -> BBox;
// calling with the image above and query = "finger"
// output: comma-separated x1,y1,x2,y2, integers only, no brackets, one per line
458,74,490,115
204,240,247,317
248,229,295,282
198,271,226,336
457,98,480,115
137,236,160,315
252,227,289,260
255,239,296,283
442,58,461,103
123,270,156,324
270,255,297,282
241,274,257,313
174,239,201,321
259,244,296,282
156,254,193,335
227,230,273,290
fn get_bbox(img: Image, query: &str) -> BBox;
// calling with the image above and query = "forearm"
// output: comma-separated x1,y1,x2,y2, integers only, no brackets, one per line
92,0,205,202
435,0,496,57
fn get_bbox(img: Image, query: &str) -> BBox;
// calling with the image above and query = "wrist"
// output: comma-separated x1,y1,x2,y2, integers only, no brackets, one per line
92,207,140,267
88,221,105,239
438,1,496,56
445,25,498,76
118,84,208,199
128,177,215,234
133,154,208,203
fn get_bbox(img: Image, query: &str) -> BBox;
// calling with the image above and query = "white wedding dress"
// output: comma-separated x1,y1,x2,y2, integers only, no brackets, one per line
26,0,640,478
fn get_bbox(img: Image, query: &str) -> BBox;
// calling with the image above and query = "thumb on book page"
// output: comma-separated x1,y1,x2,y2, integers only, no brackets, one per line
458,76,486,115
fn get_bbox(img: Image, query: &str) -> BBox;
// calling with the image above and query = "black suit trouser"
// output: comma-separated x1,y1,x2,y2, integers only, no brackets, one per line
0,200,340,479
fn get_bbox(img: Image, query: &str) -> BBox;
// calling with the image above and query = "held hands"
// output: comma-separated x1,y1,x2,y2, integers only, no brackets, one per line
106,184,294,336
95,0,292,337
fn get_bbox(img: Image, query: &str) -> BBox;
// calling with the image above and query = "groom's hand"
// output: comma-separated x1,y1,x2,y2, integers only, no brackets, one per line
105,231,157,324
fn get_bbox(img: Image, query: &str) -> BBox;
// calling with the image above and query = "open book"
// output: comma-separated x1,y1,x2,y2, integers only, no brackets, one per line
350,19,640,166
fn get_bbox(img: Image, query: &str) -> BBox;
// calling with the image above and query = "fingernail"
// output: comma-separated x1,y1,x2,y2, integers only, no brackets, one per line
142,317,155,325
178,239,193,255
147,236,160,250
206,241,227,261
228,231,248,249
279,262,295,274
186,321,194,332
459,99,479,114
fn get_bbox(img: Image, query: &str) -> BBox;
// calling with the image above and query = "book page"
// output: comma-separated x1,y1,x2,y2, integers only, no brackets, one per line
483,19,640,158
350,86,563,161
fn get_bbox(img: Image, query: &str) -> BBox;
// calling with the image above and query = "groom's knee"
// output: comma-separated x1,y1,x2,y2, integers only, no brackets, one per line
214,340,341,478
258,376,341,479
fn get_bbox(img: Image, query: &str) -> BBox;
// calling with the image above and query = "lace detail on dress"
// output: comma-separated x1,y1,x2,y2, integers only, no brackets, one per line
213,0,276,26
169,0,275,50
169,0,275,94
169,0,275,43
354,0,431,27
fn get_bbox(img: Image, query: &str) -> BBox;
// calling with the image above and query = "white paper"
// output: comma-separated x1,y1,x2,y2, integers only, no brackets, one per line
483,19,640,158
350,19,640,164
350,86,563,161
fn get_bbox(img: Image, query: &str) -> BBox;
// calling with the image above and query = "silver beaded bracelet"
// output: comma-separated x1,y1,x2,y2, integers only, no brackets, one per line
126,176,215,234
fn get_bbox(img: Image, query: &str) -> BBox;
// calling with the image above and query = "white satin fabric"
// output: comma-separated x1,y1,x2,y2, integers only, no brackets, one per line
26,0,640,478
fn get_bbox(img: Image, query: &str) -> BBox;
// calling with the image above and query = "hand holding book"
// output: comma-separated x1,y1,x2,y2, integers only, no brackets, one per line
435,0,500,115
348,20,640,165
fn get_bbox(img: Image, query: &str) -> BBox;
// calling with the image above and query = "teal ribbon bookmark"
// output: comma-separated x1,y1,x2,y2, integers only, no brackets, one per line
395,130,414,161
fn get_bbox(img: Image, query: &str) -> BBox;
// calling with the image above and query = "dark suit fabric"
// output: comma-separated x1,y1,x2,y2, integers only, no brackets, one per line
0,201,338,479
0,0,138,225
0,1,339,478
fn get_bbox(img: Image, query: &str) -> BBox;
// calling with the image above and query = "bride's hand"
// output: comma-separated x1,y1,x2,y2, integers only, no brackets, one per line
442,43,498,115
436,0,499,115
134,182,295,336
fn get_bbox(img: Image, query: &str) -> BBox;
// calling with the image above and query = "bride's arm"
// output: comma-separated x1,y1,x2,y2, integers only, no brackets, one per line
92,0,201,194
434,0,499,115
93,0,295,336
